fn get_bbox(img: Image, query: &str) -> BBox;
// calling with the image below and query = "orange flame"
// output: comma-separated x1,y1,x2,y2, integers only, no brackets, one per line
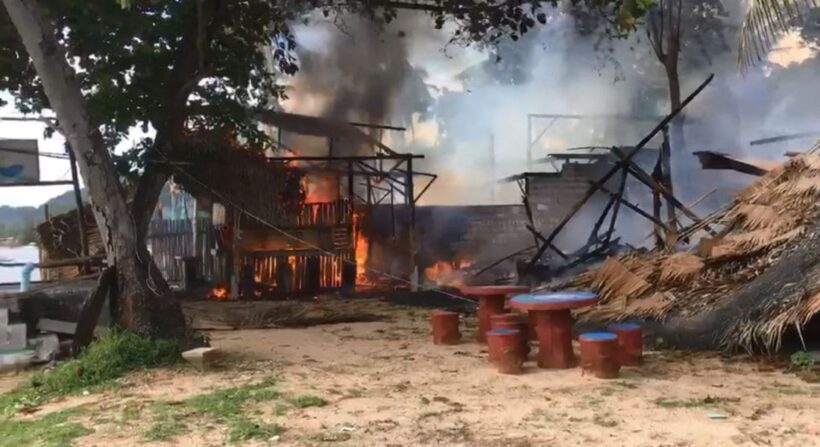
353,211,369,285
210,283,229,301
424,259,473,287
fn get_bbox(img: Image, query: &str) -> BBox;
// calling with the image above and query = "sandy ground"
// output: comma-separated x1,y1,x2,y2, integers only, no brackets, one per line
3,301,820,447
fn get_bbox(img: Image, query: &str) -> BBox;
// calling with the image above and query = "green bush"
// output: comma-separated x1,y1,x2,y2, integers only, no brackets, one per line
790,351,815,372
1,331,181,414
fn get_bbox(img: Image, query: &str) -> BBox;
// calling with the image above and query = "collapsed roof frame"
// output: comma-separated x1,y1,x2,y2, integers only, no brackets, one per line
525,113,669,170
471,76,717,280
520,75,717,275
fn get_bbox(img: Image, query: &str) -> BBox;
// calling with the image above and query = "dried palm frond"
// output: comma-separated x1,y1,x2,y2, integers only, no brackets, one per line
620,253,658,280
624,292,675,319
658,253,704,285
727,204,783,231
738,0,816,72
773,175,820,198
577,295,629,321
707,226,804,260
589,257,652,304
799,153,820,171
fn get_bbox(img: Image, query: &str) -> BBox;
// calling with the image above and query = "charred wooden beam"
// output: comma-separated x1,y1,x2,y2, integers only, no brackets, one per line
588,194,616,245
693,151,777,176
593,182,675,234
524,74,714,272
525,225,569,260
610,147,717,236
652,147,666,248
604,170,628,246
348,121,406,132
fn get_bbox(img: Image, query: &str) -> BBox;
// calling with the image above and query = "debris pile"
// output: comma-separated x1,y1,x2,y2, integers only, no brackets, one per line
547,145,820,351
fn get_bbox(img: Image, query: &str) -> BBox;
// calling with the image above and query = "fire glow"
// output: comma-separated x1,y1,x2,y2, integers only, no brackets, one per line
353,211,369,284
210,283,229,301
424,259,473,287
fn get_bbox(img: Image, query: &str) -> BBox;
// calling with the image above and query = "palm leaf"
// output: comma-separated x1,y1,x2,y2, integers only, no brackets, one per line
738,0,817,71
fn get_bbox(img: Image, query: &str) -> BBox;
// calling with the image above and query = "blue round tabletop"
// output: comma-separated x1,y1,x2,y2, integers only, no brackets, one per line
509,290,598,311
579,332,617,341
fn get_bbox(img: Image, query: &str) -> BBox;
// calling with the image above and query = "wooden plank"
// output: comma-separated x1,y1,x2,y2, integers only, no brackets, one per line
73,267,116,352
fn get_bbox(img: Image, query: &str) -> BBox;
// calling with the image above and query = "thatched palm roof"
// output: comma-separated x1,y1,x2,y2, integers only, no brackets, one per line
551,144,820,352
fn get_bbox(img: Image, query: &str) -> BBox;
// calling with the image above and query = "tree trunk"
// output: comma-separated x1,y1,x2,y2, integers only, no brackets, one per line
663,49,687,193
2,0,186,339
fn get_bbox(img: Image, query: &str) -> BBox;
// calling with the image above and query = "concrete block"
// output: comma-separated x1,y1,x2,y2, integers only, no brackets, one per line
0,323,26,351
0,308,7,326
182,347,222,370
29,334,60,362
0,350,34,373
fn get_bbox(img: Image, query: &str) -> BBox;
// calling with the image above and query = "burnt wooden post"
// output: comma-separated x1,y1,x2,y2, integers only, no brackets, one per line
240,263,255,300
604,169,628,245
66,142,88,270
344,161,356,289
306,255,320,294
407,156,417,287
661,128,678,243
652,149,665,248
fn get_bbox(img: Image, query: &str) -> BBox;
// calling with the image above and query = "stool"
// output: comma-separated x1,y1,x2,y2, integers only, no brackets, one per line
578,332,620,379
607,323,643,366
430,310,461,345
486,329,523,374
490,313,530,360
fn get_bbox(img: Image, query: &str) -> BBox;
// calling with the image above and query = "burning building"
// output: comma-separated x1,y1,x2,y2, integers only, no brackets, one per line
146,111,436,300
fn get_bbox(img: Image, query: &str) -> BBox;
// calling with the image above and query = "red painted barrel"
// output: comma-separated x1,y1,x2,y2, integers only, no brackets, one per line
578,332,620,379
486,329,523,374
527,312,537,341
490,313,530,359
607,323,643,366
430,310,461,345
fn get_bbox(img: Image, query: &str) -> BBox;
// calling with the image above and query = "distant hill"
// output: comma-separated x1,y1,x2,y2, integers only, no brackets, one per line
0,189,87,243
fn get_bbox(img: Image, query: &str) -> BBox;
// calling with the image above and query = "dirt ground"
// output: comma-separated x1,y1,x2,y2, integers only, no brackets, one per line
3,300,820,447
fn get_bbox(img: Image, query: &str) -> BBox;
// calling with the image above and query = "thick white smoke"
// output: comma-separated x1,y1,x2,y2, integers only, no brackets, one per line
282,3,819,249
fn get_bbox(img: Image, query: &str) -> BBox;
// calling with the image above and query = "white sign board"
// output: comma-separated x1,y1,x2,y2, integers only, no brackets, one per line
0,139,40,185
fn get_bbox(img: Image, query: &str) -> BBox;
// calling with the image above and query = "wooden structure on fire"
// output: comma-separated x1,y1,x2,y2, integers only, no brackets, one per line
31,112,436,298
169,111,436,298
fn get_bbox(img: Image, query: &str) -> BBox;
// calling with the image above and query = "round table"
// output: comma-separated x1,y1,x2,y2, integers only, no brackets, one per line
460,285,531,343
510,291,598,369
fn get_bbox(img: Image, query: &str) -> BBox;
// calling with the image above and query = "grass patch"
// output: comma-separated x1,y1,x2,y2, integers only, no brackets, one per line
143,402,190,442
142,378,286,444
0,407,91,447
0,331,181,415
286,394,328,409
185,377,280,420
226,417,282,443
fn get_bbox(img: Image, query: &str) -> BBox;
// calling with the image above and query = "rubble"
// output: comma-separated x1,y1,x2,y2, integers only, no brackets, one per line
547,145,820,352
182,347,222,370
